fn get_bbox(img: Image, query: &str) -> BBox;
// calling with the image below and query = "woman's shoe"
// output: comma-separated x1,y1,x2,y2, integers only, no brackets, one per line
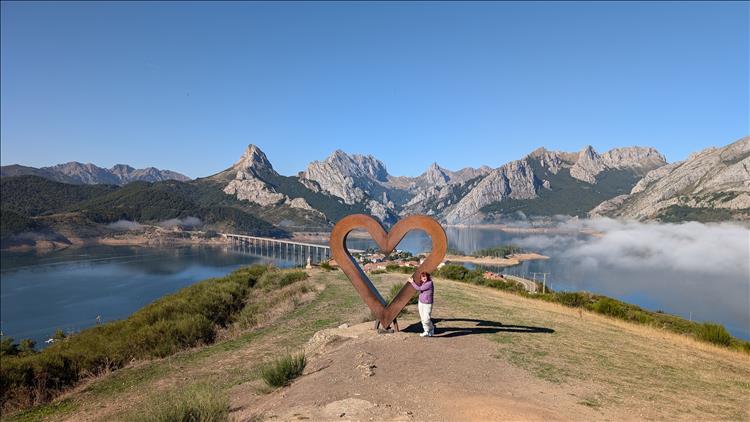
419,331,430,337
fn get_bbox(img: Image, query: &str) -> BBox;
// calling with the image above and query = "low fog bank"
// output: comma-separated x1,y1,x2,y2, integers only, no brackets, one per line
512,218,749,338
107,220,145,231
106,217,203,231
517,218,749,278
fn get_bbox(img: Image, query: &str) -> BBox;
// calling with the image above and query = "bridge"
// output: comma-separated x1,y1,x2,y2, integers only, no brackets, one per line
503,275,539,293
223,233,544,293
223,233,364,264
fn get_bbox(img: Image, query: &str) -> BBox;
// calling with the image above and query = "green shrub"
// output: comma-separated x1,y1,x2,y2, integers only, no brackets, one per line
279,271,309,287
435,264,469,281
591,297,628,319
1,337,20,357
125,383,229,422
245,264,272,287
385,264,415,274
260,353,306,388
553,292,592,308
257,269,308,291
695,323,732,347
319,261,335,271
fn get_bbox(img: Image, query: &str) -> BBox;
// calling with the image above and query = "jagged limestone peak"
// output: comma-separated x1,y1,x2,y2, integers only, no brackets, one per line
232,144,277,176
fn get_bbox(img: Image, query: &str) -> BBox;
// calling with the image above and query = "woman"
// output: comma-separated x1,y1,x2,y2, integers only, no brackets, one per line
408,272,434,337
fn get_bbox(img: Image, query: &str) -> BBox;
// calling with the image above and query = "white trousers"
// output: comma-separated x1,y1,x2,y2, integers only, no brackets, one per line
417,302,434,334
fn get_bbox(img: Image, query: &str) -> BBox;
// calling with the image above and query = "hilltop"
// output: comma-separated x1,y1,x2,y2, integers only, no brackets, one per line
7,269,748,421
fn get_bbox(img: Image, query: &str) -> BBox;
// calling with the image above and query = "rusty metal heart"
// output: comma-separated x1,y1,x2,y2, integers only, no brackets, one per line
329,214,447,330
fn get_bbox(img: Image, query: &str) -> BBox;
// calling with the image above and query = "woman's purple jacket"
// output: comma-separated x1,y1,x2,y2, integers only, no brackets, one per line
409,279,434,304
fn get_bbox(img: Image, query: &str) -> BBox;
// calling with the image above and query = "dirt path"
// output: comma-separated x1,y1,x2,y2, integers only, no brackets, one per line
231,321,603,421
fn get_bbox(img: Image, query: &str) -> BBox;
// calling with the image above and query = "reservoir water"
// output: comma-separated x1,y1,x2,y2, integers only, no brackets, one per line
2,220,748,346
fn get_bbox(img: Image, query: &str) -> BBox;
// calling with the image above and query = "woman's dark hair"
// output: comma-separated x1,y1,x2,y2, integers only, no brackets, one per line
419,271,431,281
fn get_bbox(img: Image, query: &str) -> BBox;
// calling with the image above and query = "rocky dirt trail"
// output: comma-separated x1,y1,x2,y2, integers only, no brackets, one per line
232,321,613,421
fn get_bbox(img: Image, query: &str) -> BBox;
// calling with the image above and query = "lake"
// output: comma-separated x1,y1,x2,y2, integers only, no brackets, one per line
0,245,297,347
2,220,748,346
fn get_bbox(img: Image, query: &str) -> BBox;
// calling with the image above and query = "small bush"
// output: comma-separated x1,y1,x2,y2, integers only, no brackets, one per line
125,383,228,422
242,264,272,288
257,269,309,291
319,261,335,271
384,264,415,274
591,297,628,319
261,353,306,388
279,271,309,287
553,292,592,308
695,323,732,347
435,264,469,281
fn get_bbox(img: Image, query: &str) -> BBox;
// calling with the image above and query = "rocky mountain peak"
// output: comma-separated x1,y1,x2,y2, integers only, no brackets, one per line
600,147,667,171
578,145,599,160
320,150,390,182
110,164,135,173
232,144,277,177
421,162,450,186
570,146,606,183
525,148,574,174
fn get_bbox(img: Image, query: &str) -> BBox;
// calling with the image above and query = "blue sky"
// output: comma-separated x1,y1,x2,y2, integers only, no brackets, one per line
1,1,748,178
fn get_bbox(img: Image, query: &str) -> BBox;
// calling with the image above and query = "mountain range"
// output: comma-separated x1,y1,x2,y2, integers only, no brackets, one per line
0,162,190,185
1,137,747,247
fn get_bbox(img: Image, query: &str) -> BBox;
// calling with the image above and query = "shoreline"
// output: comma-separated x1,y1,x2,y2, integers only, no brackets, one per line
444,252,549,267
2,234,230,253
444,223,601,236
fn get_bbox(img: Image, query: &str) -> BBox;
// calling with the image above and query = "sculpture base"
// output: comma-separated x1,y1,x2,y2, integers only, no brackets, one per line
374,318,399,333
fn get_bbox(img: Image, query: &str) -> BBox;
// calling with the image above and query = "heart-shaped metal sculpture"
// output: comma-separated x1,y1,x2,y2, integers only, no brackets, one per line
329,214,447,330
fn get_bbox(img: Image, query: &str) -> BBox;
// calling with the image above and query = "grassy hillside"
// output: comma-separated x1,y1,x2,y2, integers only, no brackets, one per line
0,176,293,242
0,176,119,216
3,268,748,421
0,265,312,415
